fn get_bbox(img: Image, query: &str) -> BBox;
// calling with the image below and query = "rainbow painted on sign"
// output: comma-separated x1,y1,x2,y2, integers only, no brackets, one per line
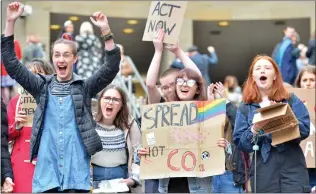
193,99,226,123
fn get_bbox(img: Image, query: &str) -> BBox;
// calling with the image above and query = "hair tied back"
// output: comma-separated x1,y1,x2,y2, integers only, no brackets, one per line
62,33,72,41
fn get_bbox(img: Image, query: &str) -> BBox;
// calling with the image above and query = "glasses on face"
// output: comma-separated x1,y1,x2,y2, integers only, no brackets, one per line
176,78,196,87
161,82,175,92
102,96,122,105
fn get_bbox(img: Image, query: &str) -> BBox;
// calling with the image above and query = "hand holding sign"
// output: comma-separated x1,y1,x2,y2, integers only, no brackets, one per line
15,110,27,128
217,138,227,148
165,41,181,56
153,29,165,52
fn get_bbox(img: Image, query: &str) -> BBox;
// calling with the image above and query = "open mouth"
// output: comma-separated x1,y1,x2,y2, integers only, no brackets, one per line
180,89,189,94
260,76,267,81
106,107,113,113
57,65,67,73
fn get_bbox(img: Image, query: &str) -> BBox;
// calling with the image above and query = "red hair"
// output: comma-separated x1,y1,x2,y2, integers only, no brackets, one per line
242,55,290,104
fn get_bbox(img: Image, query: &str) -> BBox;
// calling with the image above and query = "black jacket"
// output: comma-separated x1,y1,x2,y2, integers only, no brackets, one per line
1,35,121,161
1,98,14,184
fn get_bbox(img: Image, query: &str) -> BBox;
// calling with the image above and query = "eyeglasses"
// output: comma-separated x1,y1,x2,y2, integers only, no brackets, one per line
102,96,122,105
161,82,175,92
176,78,196,87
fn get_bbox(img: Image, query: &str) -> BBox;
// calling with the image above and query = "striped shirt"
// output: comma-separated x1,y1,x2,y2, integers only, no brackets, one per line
91,123,127,167
48,77,73,96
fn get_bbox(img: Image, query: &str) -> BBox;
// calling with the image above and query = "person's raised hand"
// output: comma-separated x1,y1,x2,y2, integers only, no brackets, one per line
207,83,216,101
214,82,227,99
90,12,110,35
6,2,24,22
153,29,165,53
165,40,181,56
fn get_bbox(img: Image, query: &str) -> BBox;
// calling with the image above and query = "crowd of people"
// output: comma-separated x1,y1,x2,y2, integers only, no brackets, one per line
1,2,316,193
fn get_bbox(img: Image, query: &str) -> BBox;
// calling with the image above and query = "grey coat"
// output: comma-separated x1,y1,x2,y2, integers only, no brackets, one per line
1,35,121,161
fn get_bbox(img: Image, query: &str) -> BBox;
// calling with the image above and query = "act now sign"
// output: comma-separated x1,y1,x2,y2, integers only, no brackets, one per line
142,1,187,44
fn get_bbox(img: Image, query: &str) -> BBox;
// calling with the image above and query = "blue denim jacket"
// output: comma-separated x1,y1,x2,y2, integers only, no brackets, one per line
233,94,310,163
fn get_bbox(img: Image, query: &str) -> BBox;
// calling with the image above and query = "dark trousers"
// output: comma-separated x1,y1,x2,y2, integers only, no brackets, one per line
168,178,190,193
42,188,89,193
250,144,311,193
145,179,159,193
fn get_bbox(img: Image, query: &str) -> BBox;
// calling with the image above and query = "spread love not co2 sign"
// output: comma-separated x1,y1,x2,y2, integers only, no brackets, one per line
140,99,226,179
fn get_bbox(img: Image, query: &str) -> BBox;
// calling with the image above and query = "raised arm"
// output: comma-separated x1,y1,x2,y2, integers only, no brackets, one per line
84,12,120,97
166,41,202,77
2,2,44,98
206,46,218,65
146,29,165,104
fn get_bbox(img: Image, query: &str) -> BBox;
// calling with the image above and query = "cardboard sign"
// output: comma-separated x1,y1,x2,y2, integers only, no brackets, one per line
142,1,187,44
253,103,300,146
140,99,226,179
288,88,315,168
17,87,37,127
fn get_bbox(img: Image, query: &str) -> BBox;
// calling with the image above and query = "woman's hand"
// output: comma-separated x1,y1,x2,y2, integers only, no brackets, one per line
137,148,149,158
214,82,227,99
90,12,110,35
207,83,216,101
165,41,181,57
6,2,24,22
217,138,227,148
153,29,165,53
119,178,135,187
15,110,27,128
251,120,270,135
2,177,14,193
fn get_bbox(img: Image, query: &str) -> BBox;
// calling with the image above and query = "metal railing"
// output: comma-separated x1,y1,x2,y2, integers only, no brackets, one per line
111,56,148,119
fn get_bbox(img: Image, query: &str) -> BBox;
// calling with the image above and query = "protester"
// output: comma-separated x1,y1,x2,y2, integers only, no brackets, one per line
208,82,246,193
1,98,15,193
22,33,46,64
295,65,316,190
138,29,228,193
233,55,311,193
146,29,202,105
295,65,316,89
6,59,55,193
223,75,242,106
273,26,300,85
142,30,203,193
75,21,103,80
2,2,121,192
59,20,75,39
296,45,309,73
306,30,316,65
91,84,141,191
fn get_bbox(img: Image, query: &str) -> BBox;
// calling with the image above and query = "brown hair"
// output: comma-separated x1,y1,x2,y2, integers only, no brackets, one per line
51,33,78,56
95,85,130,130
160,68,180,80
295,65,316,88
25,58,56,75
242,55,290,103
176,68,207,101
